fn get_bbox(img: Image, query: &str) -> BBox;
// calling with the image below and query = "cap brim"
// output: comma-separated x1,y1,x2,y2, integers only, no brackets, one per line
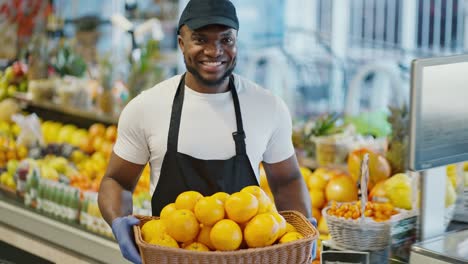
185,16,238,31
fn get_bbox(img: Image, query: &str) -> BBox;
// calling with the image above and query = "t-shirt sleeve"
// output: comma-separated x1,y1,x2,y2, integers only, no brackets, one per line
262,97,295,163
113,98,150,165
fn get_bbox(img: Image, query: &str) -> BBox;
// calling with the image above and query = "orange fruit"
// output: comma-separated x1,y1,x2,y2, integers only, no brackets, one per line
271,212,287,238
348,149,391,189
194,196,225,226
105,125,118,142
369,180,388,202
279,231,304,244
166,209,200,242
197,225,214,250
175,191,203,211
211,192,230,204
285,223,296,233
141,219,167,242
183,242,210,251
325,175,358,203
148,233,179,248
241,185,273,214
312,207,322,221
259,173,271,193
210,219,243,251
225,192,259,223
307,172,328,190
309,188,326,209
160,203,177,220
88,123,106,138
244,213,279,248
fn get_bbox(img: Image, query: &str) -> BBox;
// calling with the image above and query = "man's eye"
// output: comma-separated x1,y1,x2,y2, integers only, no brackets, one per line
223,38,234,44
195,38,206,44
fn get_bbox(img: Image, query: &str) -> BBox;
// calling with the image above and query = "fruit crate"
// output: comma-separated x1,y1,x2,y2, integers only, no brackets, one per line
133,211,318,264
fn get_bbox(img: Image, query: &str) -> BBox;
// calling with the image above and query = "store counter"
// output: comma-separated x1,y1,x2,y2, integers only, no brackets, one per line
0,197,128,264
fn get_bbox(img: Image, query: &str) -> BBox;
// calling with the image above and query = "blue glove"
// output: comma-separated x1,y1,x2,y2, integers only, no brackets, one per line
308,217,318,260
112,216,142,264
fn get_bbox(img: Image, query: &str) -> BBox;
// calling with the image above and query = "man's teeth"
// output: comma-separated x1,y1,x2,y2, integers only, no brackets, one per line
202,61,222,66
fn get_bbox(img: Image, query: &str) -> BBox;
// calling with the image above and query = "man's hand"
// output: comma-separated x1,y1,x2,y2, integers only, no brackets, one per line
112,216,142,264
308,217,317,260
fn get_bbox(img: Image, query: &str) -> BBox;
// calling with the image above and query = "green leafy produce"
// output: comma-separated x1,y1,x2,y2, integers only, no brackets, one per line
345,110,391,138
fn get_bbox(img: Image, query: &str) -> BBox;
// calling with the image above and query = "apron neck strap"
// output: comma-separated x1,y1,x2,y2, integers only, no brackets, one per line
167,74,247,155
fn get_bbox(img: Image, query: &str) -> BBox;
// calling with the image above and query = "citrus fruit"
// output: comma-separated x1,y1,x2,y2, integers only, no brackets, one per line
244,213,279,248
279,231,304,244
325,175,358,202
148,233,179,248
175,191,203,211
141,219,167,242
211,192,230,203
183,242,210,251
160,203,177,220
194,196,225,226
309,188,326,208
210,219,242,251
307,172,328,190
285,222,296,233
166,209,200,242
271,212,287,238
197,225,214,250
240,185,273,214
225,192,259,223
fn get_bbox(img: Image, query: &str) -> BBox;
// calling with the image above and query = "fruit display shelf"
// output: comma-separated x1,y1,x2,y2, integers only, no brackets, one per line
0,194,127,264
13,92,118,128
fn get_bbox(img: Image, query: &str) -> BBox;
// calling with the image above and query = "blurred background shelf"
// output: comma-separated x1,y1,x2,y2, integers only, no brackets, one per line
13,92,118,128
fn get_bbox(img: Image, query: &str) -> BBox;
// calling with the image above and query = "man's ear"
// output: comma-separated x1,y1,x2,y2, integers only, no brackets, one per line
178,35,185,52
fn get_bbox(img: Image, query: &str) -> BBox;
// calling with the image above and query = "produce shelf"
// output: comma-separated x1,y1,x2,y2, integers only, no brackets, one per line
0,196,126,264
13,92,118,128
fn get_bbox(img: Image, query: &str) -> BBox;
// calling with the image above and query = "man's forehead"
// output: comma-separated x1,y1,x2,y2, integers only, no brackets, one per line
185,25,237,35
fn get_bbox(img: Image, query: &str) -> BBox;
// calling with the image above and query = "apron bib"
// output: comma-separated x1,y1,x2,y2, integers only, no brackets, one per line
151,74,258,216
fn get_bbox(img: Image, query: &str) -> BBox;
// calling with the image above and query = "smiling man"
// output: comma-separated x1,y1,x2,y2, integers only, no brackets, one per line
98,0,313,263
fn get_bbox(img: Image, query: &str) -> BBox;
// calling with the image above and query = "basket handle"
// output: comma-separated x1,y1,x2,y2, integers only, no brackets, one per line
357,153,370,220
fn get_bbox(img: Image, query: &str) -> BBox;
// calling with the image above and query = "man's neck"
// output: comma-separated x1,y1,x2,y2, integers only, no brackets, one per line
185,73,230,94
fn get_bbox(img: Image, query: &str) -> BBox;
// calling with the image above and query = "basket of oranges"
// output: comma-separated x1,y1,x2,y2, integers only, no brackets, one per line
322,200,400,251
133,186,318,264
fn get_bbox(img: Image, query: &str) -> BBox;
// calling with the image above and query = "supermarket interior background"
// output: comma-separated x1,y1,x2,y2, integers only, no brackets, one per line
0,0,468,263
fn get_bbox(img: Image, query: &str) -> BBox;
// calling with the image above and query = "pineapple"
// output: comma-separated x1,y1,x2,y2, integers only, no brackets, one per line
386,106,409,173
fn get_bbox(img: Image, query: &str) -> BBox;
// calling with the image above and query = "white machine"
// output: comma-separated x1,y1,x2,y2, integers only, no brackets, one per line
408,54,468,263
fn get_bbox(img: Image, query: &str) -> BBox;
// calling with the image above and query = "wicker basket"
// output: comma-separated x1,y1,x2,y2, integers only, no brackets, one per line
133,211,318,264
322,205,394,251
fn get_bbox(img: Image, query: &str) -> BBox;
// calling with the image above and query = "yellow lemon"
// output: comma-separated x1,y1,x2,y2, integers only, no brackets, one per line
197,225,214,250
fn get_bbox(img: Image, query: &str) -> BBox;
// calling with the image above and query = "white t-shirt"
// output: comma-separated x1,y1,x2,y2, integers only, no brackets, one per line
113,74,295,194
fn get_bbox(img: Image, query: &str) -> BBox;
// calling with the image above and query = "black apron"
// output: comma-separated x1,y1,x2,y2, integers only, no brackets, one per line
151,74,258,216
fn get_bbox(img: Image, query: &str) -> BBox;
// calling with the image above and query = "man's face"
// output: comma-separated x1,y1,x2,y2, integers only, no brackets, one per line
178,25,237,87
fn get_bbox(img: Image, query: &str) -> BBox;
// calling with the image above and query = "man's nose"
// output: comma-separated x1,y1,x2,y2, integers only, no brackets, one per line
204,43,223,56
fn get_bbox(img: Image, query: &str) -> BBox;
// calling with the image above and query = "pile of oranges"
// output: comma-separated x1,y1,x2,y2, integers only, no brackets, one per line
326,201,398,222
140,186,305,251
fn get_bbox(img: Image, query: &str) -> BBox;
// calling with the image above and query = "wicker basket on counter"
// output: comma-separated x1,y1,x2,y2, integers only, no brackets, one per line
322,204,394,251
133,210,318,264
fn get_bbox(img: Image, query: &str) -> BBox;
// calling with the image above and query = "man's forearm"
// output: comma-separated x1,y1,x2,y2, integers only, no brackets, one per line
98,177,134,226
272,176,312,218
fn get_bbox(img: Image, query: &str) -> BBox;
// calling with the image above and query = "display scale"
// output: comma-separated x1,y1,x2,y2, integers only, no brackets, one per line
408,54,468,263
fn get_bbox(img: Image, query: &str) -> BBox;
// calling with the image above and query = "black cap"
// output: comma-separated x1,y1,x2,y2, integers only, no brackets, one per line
178,0,239,34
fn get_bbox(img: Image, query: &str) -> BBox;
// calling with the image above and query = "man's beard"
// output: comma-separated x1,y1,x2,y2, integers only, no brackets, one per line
185,58,236,87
